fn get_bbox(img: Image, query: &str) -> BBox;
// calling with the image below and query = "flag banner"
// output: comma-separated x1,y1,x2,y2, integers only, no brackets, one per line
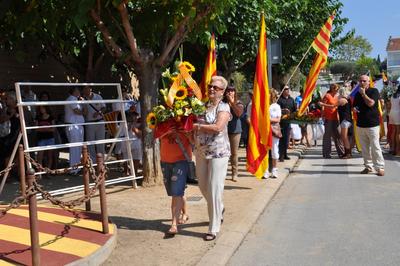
369,74,385,138
246,13,272,179
298,13,335,116
199,34,217,102
103,111,119,137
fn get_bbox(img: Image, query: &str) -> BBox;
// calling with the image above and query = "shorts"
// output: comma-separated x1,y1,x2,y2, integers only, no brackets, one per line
37,138,55,147
161,160,189,197
340,120,352,129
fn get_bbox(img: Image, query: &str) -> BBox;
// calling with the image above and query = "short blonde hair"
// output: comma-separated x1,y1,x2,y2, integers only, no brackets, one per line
210,76,228,90
338,87,348,98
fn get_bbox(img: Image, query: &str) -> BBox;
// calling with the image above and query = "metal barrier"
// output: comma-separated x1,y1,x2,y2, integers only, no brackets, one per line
14,82,141,196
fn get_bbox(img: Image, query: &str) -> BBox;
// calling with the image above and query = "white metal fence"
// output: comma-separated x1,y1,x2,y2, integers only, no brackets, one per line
15,82,141,196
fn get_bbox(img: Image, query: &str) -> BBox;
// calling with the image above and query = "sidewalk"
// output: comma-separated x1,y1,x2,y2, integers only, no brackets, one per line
82,145,305,266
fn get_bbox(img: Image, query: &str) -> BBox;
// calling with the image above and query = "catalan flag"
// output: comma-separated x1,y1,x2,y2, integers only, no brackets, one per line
200,34,217,102
369,75,386,139
246,13,272,179
103,111,119,137
382,71,388,83
298,13,335,116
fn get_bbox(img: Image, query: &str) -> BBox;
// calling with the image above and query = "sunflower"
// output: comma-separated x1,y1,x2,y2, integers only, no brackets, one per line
146,112,157,129
174,86,188,100
180,61,195,72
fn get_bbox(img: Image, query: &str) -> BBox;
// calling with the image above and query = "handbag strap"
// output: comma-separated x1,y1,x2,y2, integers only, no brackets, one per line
175,134,192,162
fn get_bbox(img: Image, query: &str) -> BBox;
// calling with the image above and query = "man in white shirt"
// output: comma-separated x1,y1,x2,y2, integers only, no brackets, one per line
82,86,106,162
65,87,85,174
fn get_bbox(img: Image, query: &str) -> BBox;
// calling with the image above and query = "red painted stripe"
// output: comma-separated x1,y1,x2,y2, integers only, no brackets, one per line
19,206,103,221
3,213,111,245
0,239,81,266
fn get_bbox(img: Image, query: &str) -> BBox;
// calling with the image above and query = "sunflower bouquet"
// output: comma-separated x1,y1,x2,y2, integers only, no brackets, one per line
281,110,321,124
146,61,206,138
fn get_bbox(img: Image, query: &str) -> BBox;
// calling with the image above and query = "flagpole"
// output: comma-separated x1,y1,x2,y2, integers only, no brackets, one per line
285,43,313,87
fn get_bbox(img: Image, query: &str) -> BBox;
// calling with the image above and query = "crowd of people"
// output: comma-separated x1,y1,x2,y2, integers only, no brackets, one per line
159,73,400,240
0,85,142,178
2,73,399,241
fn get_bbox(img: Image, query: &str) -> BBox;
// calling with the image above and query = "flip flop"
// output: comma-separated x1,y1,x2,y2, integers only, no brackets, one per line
178,214,189,224
203,233,216,241
164,226,178,238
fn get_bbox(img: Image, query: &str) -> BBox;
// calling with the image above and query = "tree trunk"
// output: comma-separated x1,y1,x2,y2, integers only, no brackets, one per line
136,61,163,186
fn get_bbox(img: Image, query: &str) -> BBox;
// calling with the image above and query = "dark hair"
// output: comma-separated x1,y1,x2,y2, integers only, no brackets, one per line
39,91,50,101
223,86,237,103
69,87,80,94
351,80,357,87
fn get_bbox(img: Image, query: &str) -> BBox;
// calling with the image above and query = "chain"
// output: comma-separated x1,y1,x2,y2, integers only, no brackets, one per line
0,163,15,177
1,156,107,217
24,154,81,175
0,185,36,219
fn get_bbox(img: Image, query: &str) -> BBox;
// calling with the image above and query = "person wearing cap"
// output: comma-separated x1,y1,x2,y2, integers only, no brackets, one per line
277,85,296,162
224,86,244,182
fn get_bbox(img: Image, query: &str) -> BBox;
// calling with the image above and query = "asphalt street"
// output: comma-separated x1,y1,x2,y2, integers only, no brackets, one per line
228,146,400,266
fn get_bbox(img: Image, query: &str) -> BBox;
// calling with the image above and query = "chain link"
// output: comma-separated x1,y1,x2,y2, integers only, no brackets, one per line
0,163,15,177
1,156,107,217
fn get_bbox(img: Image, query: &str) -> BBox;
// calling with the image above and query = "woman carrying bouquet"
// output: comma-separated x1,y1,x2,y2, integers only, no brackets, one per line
194,76,231,241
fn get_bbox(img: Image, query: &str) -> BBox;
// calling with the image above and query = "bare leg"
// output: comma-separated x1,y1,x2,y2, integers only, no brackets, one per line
169,196,183,233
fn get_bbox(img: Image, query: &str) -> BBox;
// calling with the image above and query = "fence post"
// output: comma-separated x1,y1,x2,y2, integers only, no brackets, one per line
18,144,26,203
82,145,91,211
26,168,40,266
96,153,109,234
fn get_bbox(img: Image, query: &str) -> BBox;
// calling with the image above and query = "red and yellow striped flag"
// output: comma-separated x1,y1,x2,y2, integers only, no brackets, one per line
199,34,217,102
246,13,272,179
298,13,335,116
103,111,119,137
369,75,386,139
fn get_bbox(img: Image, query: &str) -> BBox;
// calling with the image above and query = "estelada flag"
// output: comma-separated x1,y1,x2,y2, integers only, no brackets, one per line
298,13,335,116
199,34,217,102
246,13,272,179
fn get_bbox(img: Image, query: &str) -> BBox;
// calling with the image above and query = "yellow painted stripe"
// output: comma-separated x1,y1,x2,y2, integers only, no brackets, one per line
7,209,114,234
0,260,16,266
0,224,100,258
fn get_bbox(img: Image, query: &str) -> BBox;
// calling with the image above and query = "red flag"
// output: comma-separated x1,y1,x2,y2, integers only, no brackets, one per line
199,34,217,102
298,13,335,116
246,13,272,179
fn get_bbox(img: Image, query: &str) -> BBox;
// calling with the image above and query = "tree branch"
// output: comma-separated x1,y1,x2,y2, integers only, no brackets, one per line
117,1,141,64
90,8,123,59
156,5,212,67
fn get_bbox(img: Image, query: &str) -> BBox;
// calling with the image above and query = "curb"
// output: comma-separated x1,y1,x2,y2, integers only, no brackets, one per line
196,148,305,266
66,224,118,266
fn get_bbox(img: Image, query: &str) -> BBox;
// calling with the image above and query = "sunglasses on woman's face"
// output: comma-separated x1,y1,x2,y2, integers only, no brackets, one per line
208,84,224,91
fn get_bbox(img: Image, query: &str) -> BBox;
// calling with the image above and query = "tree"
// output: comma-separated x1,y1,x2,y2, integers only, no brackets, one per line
331,35,373,61
355,55,380,76
329,61,356,80
1,0,235,185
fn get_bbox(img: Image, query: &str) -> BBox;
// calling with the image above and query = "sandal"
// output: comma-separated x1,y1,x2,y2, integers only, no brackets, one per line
178,214,189,224
165,225,178,238
203,233,216,241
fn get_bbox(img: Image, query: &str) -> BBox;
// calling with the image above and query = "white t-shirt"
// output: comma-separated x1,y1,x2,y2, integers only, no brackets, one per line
64,95,85,124
84,93,106,121
269,103,281,119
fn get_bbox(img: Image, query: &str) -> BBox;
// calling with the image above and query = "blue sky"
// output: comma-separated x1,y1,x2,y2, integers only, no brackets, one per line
341,0,400,59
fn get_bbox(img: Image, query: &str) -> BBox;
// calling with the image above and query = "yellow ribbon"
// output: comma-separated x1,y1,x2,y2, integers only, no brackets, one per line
166,63,202,107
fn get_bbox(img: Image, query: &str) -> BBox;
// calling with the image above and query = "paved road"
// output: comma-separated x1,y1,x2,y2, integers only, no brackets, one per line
228,147,400,266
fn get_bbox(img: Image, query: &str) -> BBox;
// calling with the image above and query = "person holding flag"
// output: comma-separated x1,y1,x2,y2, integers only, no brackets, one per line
353,75,385,176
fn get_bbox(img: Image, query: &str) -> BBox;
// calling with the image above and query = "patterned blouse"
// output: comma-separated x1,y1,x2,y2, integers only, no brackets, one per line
195,101,231,159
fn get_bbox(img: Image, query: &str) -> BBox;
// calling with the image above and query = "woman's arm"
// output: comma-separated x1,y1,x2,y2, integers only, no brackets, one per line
195,111,230,134
229,101,244,117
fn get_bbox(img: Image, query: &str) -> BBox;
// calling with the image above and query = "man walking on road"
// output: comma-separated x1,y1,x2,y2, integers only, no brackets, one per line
353,75,385,176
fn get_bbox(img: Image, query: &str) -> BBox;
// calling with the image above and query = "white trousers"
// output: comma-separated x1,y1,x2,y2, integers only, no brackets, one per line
85,123,105,162
195,156,229,234
357,126,385,171
66,125,84,172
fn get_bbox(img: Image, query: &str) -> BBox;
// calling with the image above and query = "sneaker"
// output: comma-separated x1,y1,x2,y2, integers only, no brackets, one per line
376,169,385,176
360,168,372,174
